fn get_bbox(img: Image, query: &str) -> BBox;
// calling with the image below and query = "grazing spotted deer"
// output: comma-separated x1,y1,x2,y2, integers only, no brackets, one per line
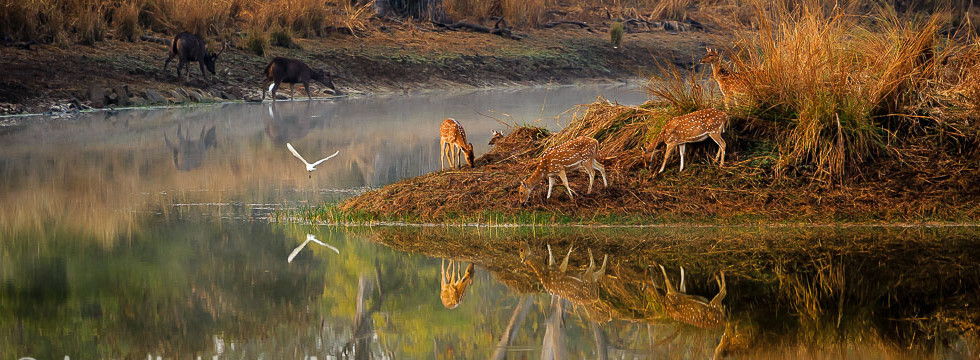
700,47,751,108
654,265,727,329
646,108,729,173
519,244,607,309
440,259,475,309
261,57,340,101
519,136,608,204
439,118,475,169
488,129,504,146
163,32,226,85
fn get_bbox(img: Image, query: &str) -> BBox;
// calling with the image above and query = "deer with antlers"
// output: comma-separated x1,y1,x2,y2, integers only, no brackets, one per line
439,118,475,170
646,108,729,173
163,31,226,85
519,136,608,205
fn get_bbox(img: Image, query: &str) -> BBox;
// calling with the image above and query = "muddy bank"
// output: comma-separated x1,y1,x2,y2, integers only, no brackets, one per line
0,24,722,115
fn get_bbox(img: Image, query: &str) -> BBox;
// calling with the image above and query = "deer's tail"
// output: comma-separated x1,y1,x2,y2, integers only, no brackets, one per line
169,36,178,55
262,60,275,82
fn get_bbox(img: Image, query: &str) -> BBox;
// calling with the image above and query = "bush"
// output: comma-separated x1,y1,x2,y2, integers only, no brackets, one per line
75,8,106,45
610,22,624,48
244,28,267,56
269,25,298,48
114,1,141,41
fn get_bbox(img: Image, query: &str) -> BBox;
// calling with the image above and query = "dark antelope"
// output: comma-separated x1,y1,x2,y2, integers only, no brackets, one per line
262,57,340,101
164,124,217,171
163,32,226,84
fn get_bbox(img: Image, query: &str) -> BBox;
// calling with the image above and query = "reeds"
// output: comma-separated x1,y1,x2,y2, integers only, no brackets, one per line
714,3,975,182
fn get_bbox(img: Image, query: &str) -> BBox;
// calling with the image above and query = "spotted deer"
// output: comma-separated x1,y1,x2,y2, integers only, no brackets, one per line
518,136,608,205
519,244,607,308
440,259,475,309
653,265,727,329
646,108,729,173
488,129,504,146
439,118,475,170
700,47,751,108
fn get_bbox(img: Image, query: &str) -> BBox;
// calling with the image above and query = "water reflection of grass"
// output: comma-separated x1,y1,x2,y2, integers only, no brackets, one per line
354,225,980,357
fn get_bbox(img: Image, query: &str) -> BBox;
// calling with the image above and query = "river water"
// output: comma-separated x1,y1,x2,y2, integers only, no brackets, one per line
1,85,978,359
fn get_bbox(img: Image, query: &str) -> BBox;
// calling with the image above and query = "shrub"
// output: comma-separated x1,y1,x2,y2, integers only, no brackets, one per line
269,25,298,48
726,4,952,181
75,8,106,45
610,21,624,48
244,27,267,56
114,1,141,41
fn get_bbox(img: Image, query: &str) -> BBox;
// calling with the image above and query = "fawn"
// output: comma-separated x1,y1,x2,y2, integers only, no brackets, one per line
439,118,475,169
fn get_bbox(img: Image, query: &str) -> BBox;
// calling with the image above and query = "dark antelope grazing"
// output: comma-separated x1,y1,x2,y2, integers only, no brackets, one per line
440,259,475,309
262,57,340,101
164,124,217,171
519,136,608,204
439,118,474,169
163,32,226,84
646,108,729,173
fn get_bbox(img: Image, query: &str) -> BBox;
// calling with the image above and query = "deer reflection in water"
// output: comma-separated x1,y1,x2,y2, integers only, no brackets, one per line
653,264,727,329
163,123,217,171
440,259,475,309
265,101,319,145
519,244,608,312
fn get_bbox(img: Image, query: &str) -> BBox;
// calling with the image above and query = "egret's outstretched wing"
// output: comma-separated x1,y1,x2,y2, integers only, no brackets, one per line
286,143,310,165
321,243,340,254
287,239,310,263
307,234,340,254
310,150,340,167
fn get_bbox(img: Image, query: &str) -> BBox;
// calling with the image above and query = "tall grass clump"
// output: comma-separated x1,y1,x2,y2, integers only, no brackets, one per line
442,0,545,28
610,21,624,47
113,1,141,41
244,27,267,56
74,7,107,45
650,0,693,21
269,25,298,48
729,4,950,181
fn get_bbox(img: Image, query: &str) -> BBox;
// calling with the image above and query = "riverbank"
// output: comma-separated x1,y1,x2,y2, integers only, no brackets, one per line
0,19,722,115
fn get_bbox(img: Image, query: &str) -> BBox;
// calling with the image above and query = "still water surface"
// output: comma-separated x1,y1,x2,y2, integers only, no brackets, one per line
1,85,978,359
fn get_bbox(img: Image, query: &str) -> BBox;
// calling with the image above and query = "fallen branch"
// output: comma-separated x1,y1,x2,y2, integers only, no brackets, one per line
3,40,36,50
540,20,591,29
431,19,527,40
139,35,170,45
